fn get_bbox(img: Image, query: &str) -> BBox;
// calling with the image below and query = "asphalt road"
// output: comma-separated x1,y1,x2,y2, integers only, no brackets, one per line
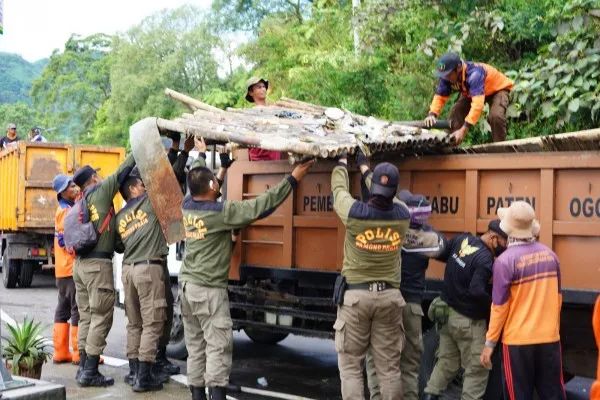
0,270,344,399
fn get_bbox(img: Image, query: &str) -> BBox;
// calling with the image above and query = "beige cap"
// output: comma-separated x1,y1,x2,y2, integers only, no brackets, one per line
497,201,540,239
245,77,269,103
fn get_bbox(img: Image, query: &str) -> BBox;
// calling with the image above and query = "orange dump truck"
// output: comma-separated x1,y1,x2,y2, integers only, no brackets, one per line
208,146,596,397
0,142,125,288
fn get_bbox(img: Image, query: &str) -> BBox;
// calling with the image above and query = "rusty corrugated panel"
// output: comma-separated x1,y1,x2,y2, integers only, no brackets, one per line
155,90,456,162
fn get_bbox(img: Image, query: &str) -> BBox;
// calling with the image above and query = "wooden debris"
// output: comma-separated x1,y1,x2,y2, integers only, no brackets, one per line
161,88,455,161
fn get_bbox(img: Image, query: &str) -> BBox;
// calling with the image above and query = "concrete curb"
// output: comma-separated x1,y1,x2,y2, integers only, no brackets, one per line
0,377,65,399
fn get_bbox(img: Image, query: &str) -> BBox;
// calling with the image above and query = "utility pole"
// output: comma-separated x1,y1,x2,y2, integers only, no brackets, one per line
352,0,360,57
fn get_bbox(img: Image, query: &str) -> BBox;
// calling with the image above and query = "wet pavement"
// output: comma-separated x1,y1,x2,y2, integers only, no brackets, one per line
1,270,342,399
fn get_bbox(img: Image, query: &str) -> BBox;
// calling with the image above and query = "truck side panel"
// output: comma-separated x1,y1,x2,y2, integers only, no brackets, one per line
0,147,19,231
0,143,126,234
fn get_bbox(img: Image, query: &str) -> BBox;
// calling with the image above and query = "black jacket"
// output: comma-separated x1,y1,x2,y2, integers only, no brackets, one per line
438,233,494,320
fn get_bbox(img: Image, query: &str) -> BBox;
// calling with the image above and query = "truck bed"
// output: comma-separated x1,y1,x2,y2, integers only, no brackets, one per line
0,142,125,233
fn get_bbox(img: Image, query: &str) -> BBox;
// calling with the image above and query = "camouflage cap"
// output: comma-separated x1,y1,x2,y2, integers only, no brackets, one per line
245,76,269,103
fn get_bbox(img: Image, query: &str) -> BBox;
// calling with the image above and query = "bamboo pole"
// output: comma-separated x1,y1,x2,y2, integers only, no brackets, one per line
164,88,224,113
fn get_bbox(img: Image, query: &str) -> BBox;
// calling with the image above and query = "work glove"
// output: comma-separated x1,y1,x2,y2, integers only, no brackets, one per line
334,153,348,163
424,115,437,128
219,152,235,169
167,132,181,143
357,147,368,167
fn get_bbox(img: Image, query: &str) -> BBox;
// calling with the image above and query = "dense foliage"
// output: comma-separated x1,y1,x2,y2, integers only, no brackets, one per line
4,0,600,146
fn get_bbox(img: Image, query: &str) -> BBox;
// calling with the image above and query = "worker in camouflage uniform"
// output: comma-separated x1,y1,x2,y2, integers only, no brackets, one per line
332,150,443,400
180,136,314,400
365,190,439,400
72,154,135,387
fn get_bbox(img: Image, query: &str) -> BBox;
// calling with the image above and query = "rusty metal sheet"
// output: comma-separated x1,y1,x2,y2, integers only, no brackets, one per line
130,117,185,244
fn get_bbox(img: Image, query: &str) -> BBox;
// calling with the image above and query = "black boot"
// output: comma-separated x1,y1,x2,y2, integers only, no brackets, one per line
423,394,440,400
190,385,207,400
154,346,180,375
75,351,87,381
124,358,139,385
77,355,115,387
209,387,227,400
132,361,163,392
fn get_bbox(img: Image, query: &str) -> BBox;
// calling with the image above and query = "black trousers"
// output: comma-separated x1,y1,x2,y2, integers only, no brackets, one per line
501,341,566,400
55,276,80,325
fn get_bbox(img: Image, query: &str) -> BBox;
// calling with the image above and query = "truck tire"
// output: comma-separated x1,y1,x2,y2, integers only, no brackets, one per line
2,250,20,289
244,327,289,345
166,296,188,360
419,328,503,400
18,261,34,288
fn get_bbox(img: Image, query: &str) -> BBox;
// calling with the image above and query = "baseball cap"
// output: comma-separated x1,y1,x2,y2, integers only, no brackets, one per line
7,123,16,129
370,163,400,199
52,174,73,200
73,165,101,188
488,219,508,240
245,76,269,103
434,52,462,79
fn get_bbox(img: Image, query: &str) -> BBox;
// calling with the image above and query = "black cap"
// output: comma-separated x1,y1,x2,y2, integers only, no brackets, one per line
73,165,100,188
488,219,508,240
435,52,462,79
370,163,400,199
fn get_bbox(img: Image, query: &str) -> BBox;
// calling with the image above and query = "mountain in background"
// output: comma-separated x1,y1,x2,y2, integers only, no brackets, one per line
0,52,48,104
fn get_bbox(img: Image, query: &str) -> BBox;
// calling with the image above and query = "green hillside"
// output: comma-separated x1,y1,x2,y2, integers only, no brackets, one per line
0,52,48,104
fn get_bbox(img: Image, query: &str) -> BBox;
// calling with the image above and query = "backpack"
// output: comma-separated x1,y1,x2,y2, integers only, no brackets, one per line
64,188,113,255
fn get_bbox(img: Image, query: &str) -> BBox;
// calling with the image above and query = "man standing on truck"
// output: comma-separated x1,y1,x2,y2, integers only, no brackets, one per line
424,52,514,144
332,151,443,400
180,141,314,400
72,154,135,387
480,201,566,400
245,76,281,161
29,126,48,142
365,190,437,400
0,123,20,150
422,220,508,400
52,174,81,365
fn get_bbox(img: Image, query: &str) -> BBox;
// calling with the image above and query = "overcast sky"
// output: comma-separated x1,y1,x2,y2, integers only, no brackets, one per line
0,0,212,62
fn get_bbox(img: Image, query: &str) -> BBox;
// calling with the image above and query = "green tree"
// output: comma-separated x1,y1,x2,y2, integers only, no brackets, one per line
99,5,221,145
30,34,113,143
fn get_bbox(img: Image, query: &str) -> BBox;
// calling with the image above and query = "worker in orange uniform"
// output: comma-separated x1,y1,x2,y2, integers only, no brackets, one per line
481,201,566,400
52,174,81,364
424,52,514,144
245,76,281,161
591,295,600,399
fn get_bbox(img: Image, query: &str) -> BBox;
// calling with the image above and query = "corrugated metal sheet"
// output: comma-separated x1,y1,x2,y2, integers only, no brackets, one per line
157,96,455,160
160,90,600,158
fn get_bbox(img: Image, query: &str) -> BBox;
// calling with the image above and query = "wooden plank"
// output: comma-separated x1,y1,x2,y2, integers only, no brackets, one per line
465,170,478,234
292,216,338,228
539,169,555,248
397,151,600,171
553,221,600,236
283,193,294,268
